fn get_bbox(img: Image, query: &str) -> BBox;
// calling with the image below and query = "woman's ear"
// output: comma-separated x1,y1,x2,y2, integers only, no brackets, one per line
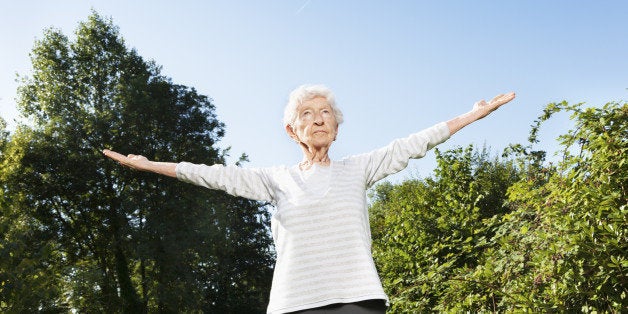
285,124,298,142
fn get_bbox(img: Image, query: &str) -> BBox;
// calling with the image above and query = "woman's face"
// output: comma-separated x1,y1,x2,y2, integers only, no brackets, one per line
287,96,338,150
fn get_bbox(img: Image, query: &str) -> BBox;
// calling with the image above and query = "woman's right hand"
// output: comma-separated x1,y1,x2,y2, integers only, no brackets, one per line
103,149,179,177
103,149,152,171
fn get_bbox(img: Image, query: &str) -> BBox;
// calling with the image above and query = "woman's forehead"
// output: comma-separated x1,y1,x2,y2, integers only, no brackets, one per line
299,96,330,109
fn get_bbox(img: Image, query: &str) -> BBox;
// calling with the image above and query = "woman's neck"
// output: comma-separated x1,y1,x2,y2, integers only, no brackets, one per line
299,146,331,170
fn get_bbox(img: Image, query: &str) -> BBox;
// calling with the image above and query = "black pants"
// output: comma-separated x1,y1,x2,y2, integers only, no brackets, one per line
289,299,387,314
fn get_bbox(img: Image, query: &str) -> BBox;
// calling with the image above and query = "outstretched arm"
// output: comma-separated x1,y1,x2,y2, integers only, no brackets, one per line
102,149,178,178
446,92,516,136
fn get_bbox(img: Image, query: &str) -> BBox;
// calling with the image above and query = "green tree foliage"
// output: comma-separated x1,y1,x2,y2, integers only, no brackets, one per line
370,101,627,313
0,12,273,313
370,146,520,312
478,101,627,312
1,117,68,312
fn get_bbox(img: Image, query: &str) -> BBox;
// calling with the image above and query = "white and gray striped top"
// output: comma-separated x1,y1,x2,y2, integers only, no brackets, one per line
176,122,450,314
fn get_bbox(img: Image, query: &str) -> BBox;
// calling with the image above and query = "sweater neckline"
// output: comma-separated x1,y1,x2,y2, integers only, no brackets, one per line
292,162,334,198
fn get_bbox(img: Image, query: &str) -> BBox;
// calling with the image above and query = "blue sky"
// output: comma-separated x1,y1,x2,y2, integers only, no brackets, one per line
1,1,627,182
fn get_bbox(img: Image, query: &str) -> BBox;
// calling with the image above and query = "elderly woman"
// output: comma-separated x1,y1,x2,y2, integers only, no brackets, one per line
103,84,515,314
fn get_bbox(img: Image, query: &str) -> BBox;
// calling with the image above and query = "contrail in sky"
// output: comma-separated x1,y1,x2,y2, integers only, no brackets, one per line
295,0,312,15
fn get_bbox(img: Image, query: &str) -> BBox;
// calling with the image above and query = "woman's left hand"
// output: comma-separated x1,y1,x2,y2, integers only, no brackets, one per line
446,91,516,135
472,92,516,119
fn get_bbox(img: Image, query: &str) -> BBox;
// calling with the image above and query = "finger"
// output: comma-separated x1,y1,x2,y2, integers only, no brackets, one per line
498,93,515,105
491,92,516,105
103,149,129,163
490,94,506,104
500,92,516,101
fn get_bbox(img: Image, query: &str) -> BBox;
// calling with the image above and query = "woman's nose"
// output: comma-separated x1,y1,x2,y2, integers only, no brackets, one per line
313,113,323,125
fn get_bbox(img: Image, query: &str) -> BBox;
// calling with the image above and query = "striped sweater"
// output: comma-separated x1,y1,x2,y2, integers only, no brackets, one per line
175,122,450,313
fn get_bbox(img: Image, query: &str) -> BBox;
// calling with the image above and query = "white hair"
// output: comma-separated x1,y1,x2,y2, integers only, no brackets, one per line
283,84,344,127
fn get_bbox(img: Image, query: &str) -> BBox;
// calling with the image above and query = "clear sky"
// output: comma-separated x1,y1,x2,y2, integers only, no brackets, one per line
1,1,627,182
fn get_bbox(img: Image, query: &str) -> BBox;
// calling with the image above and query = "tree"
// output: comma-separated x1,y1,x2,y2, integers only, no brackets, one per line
369,145,521,312
370,101,627,313
471,101,627,312
1,11,273,312
1,117,69,312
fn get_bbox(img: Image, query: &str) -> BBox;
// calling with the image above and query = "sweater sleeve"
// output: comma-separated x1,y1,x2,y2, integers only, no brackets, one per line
363,122,450,188
175,162,276,203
